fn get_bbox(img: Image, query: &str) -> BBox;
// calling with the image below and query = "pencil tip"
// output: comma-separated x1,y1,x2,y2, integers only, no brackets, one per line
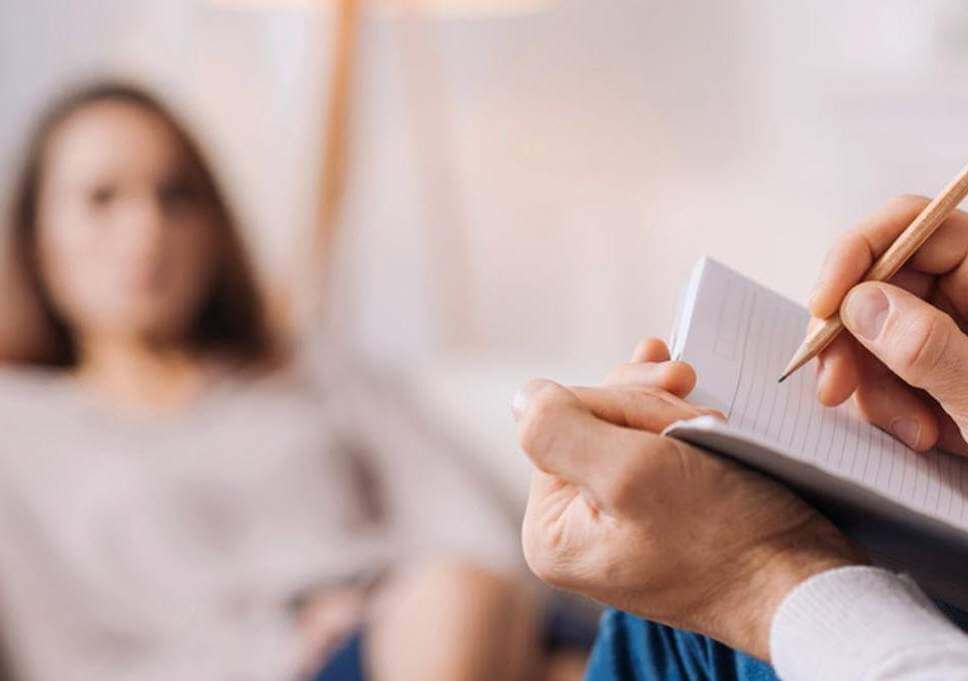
777,373,788,384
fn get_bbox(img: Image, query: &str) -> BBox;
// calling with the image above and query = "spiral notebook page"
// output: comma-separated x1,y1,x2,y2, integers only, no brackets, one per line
669,257,968,530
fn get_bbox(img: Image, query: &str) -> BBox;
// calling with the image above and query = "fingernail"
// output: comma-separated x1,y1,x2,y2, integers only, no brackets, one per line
842,286,889,341
890,417,921,450
511,379,553,421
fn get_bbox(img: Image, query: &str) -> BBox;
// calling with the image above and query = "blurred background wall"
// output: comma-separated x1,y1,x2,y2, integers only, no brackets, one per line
4,0,968,501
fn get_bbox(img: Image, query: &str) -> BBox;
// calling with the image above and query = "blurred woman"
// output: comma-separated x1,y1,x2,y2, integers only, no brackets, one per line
0,82,545,681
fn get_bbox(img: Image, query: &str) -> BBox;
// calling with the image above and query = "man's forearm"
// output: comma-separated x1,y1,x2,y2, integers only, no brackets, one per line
770,566,968,681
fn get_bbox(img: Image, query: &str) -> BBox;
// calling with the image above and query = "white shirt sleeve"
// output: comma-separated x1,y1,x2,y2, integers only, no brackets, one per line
770,566,968,681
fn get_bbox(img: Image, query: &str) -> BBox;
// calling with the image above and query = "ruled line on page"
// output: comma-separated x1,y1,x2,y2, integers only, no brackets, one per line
682,259,968,526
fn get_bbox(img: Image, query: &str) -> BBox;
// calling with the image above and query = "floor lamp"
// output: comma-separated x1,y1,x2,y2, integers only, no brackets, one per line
212,0,557,340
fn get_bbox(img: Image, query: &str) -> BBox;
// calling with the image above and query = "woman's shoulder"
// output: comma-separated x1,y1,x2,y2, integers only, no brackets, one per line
0,364,74,421
215,335,419,428
0,363,66,392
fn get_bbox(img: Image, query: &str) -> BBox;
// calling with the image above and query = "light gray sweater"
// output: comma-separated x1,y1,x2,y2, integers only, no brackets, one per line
772,566,968,680
0,347,519,681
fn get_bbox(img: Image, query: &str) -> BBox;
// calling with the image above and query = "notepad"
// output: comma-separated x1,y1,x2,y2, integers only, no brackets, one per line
664,257,968,610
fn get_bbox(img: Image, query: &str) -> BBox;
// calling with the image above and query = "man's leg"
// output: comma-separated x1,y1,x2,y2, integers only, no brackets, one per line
585,610,778,681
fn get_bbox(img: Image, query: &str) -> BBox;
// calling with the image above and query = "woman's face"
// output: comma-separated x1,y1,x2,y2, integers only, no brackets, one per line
35,101,219,347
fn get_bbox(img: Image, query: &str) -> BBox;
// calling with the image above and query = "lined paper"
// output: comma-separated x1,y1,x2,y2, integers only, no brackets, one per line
671,258,968,530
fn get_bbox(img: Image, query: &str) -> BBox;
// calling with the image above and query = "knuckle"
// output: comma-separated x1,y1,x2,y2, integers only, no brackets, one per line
635,384,688,410
844,231,877,264
628,384,664,400
835,231,861,253
604,441,661,508
605,363,635,384
632,338,653,356
517,390,565,457
887,193,930,212
634,337,666,357
603,474,637,511
611,389,640,424
896,312,954,383
828,233,872,275
622,386,674,417
614,389,655,430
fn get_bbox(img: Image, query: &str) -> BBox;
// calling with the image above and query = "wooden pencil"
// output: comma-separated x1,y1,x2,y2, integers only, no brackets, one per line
779,161,968,383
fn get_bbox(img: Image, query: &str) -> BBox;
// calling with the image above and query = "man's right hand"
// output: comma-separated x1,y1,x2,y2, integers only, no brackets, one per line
810,195,968,455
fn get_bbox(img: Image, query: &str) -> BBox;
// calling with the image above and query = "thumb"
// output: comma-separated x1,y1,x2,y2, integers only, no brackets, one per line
841,282,968,418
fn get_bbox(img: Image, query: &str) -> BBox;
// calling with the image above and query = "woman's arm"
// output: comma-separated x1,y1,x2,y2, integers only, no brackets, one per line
308,343,522,573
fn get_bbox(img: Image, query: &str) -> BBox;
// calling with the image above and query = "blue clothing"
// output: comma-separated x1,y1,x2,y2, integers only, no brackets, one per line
310,596,599,681
319,605,968,681
312,630,366,681
586,600,968,681
585,610,778,681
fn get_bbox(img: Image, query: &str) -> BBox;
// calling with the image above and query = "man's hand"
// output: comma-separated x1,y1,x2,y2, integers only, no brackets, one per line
514,339,862,661
810,195,968,455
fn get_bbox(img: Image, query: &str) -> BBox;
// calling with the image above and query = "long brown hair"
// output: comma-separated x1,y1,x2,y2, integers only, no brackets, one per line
7,81,277,368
